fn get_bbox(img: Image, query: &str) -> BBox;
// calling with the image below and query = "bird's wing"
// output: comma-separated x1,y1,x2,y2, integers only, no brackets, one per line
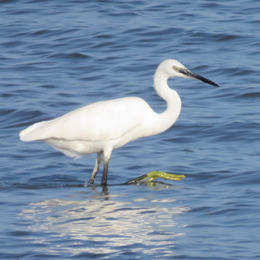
20,97,151,142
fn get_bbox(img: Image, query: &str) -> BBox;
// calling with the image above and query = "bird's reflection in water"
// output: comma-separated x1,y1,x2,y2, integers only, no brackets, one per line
20,183,189,256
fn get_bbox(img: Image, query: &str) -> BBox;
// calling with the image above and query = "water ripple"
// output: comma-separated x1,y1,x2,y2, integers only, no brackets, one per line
1,0,260,259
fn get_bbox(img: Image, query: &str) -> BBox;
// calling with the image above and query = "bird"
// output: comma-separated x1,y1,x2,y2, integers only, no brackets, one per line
20,59,218,186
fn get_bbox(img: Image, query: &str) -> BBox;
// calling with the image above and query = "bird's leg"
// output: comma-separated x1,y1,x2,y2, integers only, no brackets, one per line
101,149,112,186
88,152,104,185
101,159,109,186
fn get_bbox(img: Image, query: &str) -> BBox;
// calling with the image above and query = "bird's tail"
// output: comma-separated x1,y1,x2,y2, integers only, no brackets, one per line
19,121,50,141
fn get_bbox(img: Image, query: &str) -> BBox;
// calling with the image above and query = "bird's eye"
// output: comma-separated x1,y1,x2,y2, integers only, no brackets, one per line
173,66,179,72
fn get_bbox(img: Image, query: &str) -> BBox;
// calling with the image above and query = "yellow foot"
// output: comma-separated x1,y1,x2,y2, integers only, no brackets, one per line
125,171,186,184
143,171,186,182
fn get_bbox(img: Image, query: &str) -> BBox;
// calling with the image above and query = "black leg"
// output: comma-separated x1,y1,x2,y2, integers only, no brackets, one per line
101,159,109,186
124,174,149,185
88,152,104,185
88,168,99,185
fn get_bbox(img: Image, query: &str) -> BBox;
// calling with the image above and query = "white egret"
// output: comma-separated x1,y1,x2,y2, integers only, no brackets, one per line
20,59,218,186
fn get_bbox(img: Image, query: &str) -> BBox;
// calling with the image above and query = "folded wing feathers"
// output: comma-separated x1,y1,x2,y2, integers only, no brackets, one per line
19,98,148,143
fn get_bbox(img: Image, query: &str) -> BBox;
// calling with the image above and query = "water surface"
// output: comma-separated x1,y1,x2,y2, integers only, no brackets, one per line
1,0,260,259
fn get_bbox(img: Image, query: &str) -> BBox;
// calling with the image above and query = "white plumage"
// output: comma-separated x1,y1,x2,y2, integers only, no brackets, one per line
20,59,218,185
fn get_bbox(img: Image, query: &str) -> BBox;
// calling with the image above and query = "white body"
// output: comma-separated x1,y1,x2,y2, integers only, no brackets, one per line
20,59,204,185
20,96,180,158
20,60,183,160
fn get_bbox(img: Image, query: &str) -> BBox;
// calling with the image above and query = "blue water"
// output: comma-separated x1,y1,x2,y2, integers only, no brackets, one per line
1,0,260,259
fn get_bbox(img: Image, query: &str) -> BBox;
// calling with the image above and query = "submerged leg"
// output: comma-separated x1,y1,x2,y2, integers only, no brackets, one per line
88,152,104,185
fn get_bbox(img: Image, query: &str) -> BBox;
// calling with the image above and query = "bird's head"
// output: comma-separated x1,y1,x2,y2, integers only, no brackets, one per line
158,59,219,87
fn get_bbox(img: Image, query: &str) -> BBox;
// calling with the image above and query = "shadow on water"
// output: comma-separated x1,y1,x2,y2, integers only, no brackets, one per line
4,170,186,191
17,180,189,257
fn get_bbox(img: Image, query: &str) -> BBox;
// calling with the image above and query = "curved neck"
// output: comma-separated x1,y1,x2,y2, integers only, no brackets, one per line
148,70,182,136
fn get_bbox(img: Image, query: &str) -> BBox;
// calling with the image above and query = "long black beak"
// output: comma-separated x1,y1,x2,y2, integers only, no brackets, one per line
179,68,219,87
